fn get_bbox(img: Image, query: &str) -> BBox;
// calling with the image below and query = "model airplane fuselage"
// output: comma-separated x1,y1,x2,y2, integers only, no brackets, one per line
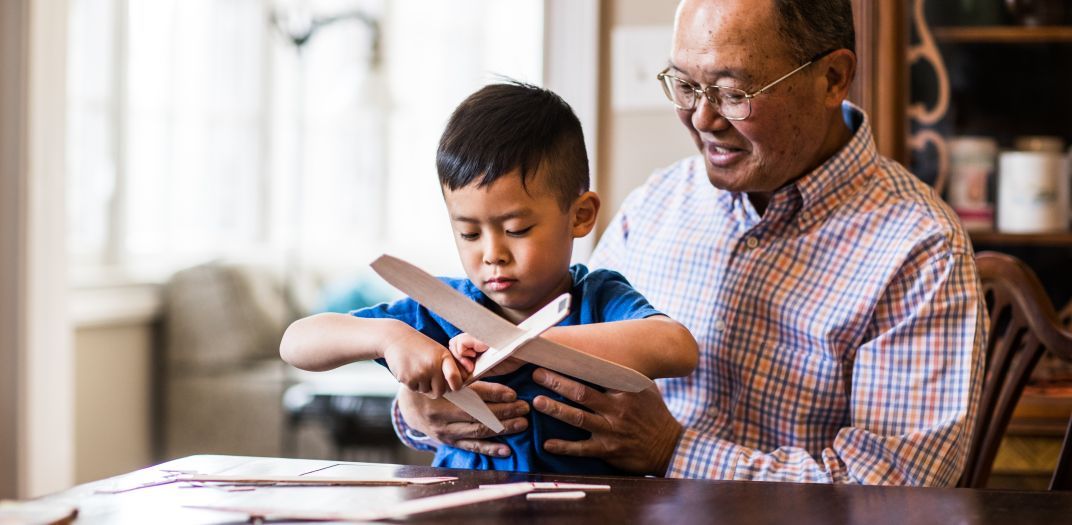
370,254,655,432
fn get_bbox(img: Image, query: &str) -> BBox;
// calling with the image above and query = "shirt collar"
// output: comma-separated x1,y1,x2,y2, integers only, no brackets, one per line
790,101,877,231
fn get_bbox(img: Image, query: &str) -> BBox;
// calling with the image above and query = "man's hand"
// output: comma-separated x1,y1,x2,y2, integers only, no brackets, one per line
397,381,530,457
382,329,464,398
531,368,683,476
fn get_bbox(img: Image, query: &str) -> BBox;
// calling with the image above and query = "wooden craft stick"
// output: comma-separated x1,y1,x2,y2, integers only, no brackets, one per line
187,483,535,522
94,477,180,494
371,255,521,349
467,293,570,381
174,474,457,486
526,491,587,500
443,387,506,433
479,481,611,492
512,337,654,392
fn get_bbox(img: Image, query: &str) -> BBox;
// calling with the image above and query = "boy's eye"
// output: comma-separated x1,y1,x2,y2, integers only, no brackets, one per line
459,232,479,241
506,226,533,237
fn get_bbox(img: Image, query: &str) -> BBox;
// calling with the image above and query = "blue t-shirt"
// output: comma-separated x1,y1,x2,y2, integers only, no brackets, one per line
353,264,662,475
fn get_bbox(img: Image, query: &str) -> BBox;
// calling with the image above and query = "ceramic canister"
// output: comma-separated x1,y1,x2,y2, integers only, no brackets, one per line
948,136,997,230
997,150,1070,233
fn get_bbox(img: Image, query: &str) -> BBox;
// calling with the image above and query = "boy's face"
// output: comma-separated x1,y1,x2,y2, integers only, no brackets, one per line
442,169,598,324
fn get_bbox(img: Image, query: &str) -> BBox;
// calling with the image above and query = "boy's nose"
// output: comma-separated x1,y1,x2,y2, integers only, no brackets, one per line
482,239,509,265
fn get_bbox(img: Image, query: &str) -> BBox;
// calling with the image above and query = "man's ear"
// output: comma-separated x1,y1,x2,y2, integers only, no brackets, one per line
571,191,600,238
822,49,856,109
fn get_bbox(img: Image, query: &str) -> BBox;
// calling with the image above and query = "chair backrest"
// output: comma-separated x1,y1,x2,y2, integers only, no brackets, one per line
959,251,1072,489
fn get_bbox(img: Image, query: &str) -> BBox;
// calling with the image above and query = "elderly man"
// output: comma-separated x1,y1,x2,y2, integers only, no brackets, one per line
393,0,986,485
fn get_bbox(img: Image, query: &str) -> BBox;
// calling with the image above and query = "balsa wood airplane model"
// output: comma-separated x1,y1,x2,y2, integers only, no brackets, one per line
370,254,655,432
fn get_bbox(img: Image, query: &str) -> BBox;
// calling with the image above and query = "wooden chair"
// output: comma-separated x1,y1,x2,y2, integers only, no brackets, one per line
959,251,1072,489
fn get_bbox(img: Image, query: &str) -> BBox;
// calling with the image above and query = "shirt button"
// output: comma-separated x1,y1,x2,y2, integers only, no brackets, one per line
713,318,727,332
745,237,759,249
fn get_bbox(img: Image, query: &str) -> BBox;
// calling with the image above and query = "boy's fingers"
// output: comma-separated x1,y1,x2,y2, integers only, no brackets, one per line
443,359,463,391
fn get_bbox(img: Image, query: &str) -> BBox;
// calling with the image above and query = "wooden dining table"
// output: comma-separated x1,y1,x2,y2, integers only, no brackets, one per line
26,454,1072,524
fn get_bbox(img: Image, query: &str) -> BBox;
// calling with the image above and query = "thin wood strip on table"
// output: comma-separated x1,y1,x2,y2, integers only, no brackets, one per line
527,491,587,500
187,483,535,522
174,474,457,486
478,481,611,491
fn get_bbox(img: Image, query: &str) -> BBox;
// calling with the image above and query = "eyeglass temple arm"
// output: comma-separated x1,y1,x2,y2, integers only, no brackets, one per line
747,60,814,98
748,48,838,98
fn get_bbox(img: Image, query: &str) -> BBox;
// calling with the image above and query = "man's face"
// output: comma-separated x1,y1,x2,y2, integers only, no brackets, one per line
670,0,831,193
442,170,580,324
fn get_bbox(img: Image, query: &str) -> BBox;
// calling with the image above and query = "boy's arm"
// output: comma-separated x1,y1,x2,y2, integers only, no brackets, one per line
540,316,698,379
280,312,464,396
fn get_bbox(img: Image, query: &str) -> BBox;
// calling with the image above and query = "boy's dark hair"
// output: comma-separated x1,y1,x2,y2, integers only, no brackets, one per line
436,81,589,210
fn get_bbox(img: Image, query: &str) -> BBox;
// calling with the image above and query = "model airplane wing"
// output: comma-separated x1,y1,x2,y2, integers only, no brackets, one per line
511,337,653,392
370,254,655,432
370,255,521,349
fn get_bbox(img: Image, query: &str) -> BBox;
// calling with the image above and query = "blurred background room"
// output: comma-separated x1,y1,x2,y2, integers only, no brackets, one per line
2,0,697,498
4,0,1072,500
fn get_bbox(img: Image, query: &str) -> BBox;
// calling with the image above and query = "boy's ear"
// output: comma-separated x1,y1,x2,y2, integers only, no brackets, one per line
570,191,600,238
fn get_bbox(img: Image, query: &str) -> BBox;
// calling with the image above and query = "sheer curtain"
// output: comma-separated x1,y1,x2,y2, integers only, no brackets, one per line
67,0,545,281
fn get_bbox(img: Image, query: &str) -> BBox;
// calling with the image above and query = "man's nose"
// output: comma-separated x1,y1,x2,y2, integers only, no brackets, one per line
691,98,731,132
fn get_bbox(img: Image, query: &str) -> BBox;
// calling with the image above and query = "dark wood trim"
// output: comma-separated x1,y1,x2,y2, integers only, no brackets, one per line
874,0,907,164
970,232,1072,247
933,26,1072,44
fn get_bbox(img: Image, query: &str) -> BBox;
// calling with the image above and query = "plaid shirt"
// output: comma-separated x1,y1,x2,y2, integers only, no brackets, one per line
392,104,985,485
588,104,985,485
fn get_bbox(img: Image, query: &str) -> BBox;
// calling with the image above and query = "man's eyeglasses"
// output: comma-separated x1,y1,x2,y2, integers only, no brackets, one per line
656,49,837,121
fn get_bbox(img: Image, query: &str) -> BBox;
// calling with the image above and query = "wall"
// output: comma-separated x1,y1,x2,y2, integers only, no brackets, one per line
24,0,75,497
0,0,27,501
71,283,161,484
0,0,74,498
597,0,696,233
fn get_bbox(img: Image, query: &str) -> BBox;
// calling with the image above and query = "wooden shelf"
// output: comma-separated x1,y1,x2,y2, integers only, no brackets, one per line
933,25,1072,43
970,231,1072,246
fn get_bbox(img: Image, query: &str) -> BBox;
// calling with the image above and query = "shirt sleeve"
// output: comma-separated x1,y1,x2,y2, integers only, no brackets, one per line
667,237,986,485
390,398,438,452
588,269,663,322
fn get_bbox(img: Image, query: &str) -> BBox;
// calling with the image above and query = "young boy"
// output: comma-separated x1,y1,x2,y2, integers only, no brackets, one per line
280,82,698,475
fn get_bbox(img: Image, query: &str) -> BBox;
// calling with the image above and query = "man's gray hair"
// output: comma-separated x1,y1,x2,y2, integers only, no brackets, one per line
773,0,855,62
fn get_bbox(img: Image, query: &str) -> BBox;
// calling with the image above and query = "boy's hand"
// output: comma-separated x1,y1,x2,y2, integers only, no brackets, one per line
447,333,489,375
448,333,525,378
383,330,464,398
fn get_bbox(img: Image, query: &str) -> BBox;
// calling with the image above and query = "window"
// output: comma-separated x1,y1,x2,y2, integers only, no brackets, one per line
67,0,545,281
